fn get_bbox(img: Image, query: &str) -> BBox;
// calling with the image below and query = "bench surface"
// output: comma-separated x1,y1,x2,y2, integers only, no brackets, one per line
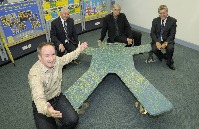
64,43,173,116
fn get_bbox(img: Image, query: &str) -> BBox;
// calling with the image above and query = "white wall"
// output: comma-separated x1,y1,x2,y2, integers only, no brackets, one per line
114,0,122,5
119,0,199,46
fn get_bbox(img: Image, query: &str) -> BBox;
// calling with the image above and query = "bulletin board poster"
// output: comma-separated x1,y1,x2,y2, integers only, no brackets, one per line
74,0,80,13
43,0,68,10
84,0,108,19
43,0,80,21
68,0,75,13
0,1,44,46
68,0,81,14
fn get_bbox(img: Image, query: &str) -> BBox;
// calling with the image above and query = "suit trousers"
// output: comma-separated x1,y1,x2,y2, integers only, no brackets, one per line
151,42,174,65
32,93,79,129
107,29,142,46
57,42,77,57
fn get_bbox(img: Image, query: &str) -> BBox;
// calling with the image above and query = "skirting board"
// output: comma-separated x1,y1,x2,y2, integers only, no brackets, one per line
130,24,199,52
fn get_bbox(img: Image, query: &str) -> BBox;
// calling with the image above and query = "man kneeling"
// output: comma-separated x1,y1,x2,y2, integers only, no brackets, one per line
28,42,87,129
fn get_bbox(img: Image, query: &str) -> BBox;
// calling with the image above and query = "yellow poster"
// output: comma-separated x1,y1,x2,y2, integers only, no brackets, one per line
57,7,62,16
74,0,79,3
56,0,62,7
43,2,50,10
74,3,80,13
62,0,69,6
44,10,52,21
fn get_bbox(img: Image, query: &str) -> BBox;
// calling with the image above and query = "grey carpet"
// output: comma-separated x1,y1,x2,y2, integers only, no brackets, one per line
0,29,199,129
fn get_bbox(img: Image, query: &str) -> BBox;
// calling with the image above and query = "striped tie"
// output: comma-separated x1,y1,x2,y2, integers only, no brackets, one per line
64,21,69,43
160,20,164,41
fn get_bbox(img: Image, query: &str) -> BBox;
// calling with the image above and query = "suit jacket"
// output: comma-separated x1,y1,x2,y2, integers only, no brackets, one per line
100,13,132,42
150,16,177,44
50,17,78,48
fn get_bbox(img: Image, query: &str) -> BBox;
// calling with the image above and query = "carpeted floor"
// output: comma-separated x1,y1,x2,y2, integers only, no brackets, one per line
0,29,199,129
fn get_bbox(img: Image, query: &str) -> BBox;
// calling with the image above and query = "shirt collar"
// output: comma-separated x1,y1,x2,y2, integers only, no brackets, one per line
161,17,167,22
60,16,65,26
161,16,168,26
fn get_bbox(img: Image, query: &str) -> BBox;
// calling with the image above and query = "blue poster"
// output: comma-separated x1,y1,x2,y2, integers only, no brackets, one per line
0,1,44,45
84,0,107,18
68,0,74,4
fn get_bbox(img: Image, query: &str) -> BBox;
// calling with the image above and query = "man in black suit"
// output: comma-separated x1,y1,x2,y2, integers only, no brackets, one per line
151,5,177,70
98,4,142,47
50,7,79,64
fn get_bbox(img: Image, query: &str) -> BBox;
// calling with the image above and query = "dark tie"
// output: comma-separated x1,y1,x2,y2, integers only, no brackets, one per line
64,21,69,43
64,21,67,34
114,18,120,36
160,20,164,41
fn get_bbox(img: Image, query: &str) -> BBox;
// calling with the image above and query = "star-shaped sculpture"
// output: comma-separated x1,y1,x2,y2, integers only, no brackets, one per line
64,43,173,116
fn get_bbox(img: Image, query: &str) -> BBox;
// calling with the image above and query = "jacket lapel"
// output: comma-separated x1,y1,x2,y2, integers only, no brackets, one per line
58,17,65,34
163,16,171,33
157,18,161,33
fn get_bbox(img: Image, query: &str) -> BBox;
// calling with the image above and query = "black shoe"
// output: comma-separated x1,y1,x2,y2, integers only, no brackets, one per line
166,59,174,65
171,59,174,64
167,64,175,70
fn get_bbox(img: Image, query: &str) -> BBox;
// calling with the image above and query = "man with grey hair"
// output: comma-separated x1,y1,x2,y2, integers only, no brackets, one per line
99,4,142,47
150,5,177,70
50,7,80,65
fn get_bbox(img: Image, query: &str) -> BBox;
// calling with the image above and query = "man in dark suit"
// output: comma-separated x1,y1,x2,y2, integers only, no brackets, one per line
98,4,142,47
50,7,79,64
151,5,177,70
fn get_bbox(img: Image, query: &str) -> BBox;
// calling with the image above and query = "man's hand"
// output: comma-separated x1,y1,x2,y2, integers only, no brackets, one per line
161,42,168,49
78,41,88,51
127,38,134,45
97,40,101,46
59,44,65,52
46,102,62,118
156,42,162,50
